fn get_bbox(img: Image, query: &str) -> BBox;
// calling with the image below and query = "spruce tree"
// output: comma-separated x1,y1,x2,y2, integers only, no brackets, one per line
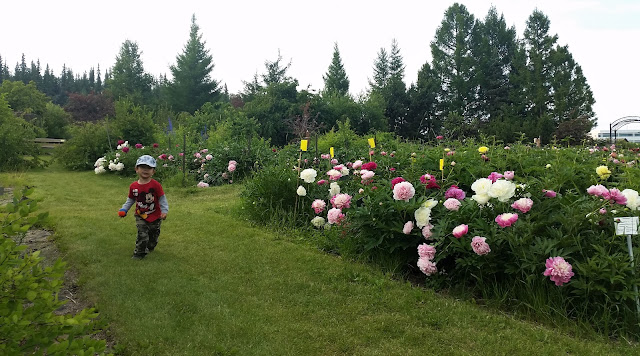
386,39,409,137
430,3,479,138
368,48,389,93
168,14,220,113
322,43,350,97
108,40,153,105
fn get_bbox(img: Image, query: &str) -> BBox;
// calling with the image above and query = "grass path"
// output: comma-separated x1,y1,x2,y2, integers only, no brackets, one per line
6,168,639,355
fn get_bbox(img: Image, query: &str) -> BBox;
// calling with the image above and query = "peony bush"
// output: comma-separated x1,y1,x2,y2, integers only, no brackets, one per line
241,133,640,339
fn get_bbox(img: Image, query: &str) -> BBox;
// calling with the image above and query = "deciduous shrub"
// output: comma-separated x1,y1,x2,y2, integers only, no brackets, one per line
1,187,107,355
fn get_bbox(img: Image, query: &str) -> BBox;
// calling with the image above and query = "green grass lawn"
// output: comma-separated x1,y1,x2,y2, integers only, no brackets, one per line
3,167,639,355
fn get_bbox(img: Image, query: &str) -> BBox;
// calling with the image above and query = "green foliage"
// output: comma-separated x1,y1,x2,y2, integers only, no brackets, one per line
0,187,107,355
107,40,153,105
42,102,71,138
0,80,49,116
322,43,350,97
0,95,43,171
241,133,640,339
167,14,220,113
54,121,111,170
110,99,156,145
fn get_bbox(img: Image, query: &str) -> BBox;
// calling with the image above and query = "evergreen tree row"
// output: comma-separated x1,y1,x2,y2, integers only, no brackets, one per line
0,4,596,145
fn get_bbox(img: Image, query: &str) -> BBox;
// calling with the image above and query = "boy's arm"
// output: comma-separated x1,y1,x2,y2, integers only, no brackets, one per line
159,195,169,214
119,198,135,217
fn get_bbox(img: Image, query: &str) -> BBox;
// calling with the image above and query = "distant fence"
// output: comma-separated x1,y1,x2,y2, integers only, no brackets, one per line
34,138,66,149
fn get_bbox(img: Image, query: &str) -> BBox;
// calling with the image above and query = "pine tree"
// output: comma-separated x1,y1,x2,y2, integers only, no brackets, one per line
96,65,103,93
0,55,6,83
475,7,517,124
89,67,95,92
430,3,479,138
407,61,440,139
261,49,293,86
108,40,153,105
168,14,220,113
385,39,409,137
322,43,350,97
368,48,389,93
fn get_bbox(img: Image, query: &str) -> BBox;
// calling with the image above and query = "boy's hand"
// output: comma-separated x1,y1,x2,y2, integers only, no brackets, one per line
118,209,127,217
161,213,167,220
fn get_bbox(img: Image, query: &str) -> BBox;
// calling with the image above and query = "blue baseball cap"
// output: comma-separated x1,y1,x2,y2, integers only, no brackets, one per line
136,155,157,168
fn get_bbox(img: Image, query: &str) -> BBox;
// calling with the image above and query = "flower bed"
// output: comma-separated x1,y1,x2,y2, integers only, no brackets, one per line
242,136,640,338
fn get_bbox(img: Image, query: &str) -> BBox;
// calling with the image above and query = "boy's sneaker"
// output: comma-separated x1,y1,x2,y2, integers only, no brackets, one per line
132,254,146,260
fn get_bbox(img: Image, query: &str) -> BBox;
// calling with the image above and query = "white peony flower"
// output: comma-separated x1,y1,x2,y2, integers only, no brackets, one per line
329,182,340,197
94,166,106,174
488,180,516,202
414,207,432,228
471,178,492,195
300,168,318,183
115,162,125,171
472,194,491,205
622,189,640,210
311,216,326,227
296,185,307,196
423,199,438,209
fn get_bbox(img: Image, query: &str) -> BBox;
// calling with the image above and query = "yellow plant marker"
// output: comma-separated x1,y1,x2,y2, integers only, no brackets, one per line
330,147,334,158
300,139,308,152
368,138,375,148
439,159,444,171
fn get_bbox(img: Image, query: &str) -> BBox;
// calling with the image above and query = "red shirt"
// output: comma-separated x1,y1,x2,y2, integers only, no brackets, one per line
128,179,165,222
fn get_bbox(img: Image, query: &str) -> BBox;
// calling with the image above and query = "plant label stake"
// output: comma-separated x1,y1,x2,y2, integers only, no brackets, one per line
615,216,640,317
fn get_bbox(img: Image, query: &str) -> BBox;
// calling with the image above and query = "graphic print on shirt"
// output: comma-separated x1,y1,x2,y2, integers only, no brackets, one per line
135,188,156,219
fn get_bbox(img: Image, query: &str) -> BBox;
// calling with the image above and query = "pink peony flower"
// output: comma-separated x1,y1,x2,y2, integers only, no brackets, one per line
446,150,455,156
452,224,468,238
403,221,414,235
206,154,213,160
327,208,345,225
122,146,130,153
311,199,326,214
608,188,627,205
417,243,436,259
117,139,125,145
361,162,378,170
158,154,167,160
228,164,236,172
443,198,461,211
543,189,557,198
436,135,444,140
381,151,387,156
317,179,328,185
495,213,518,227
229,160,237,165
487,172,503,183
330,159,338,165
422,225,433,239
393,181,415,202
152,143,159,148
417,257,438,276
327,169,342,181
369,150,375,155
360,170,375,184
330,193,352,209
599,208,607,214
471,236,491,255
352,160,363,169
511,198,533,213
389,167,396,172
543,256,574,286
197,181,209,188
195,152,202,158
135,143,143,149
503,171,515,180
391,177,406,188
420,174,440,189
201,149,209,153
444,185,466,200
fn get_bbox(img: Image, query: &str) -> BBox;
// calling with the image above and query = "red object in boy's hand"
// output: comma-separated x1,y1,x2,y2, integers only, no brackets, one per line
118,210,126,217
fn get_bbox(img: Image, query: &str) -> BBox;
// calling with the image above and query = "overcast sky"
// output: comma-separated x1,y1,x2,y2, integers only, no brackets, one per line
2,0,639,131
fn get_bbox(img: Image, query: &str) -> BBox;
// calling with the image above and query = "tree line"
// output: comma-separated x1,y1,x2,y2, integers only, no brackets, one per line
0,4,595,145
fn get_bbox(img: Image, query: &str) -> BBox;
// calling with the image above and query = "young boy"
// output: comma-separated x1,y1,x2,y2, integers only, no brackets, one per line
118,155,169,259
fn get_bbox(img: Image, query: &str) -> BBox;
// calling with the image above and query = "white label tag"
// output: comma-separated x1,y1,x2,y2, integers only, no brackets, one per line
615,216,639,235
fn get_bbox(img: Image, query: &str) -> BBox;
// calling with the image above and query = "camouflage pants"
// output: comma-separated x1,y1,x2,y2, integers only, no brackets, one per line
134,215,162,256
